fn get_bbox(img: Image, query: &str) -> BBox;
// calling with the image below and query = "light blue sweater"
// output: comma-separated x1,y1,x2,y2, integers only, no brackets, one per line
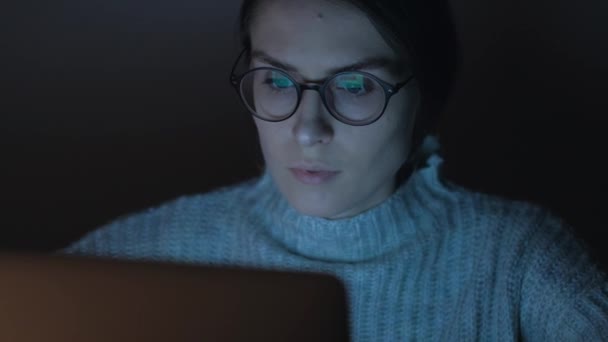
65,154,608,340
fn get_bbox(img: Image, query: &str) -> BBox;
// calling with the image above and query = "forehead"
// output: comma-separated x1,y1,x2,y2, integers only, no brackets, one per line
249,0,398,76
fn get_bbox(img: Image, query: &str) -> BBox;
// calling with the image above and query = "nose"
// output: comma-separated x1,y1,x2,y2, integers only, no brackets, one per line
291,89,334,147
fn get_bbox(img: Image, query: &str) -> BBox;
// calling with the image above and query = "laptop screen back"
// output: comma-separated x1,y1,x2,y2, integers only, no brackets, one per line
0,253,349,342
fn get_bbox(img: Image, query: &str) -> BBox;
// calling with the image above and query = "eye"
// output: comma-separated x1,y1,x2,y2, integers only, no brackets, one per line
264,71,294,90
334,74,369,95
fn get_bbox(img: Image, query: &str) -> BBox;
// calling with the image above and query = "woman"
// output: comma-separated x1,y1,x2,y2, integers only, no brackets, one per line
65,0,608,339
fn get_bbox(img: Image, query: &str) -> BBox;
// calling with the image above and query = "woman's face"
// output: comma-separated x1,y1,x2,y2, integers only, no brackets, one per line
249,0,420,219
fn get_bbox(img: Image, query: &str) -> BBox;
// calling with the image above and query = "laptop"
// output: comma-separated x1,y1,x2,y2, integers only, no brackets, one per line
0,253,349,341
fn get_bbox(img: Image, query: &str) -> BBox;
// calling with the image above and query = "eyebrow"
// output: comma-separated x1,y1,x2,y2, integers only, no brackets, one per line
250,50,405,77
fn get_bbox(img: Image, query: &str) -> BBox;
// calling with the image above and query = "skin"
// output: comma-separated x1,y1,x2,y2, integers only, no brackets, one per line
249,0,420,219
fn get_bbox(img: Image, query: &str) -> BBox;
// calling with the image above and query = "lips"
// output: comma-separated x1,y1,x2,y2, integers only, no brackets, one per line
289,167,340,185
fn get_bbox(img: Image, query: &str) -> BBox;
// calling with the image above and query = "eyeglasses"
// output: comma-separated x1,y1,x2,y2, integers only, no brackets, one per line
229,49,414,126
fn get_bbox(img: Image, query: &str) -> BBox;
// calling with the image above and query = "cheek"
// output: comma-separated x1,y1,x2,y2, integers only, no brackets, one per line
373,124,409,163
254,119,284,163
358,103,415,167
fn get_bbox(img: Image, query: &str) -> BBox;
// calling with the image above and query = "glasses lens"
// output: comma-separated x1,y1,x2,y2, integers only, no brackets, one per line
326,73,386,124
239,69,298,120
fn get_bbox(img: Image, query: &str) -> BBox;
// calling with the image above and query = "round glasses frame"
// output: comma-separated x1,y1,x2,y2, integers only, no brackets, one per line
229,49,414,126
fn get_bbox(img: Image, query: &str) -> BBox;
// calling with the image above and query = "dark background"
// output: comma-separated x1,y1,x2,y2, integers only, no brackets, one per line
1,0,606,263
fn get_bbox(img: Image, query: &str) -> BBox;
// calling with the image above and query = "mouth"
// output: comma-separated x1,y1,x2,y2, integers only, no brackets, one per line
289,168,341,185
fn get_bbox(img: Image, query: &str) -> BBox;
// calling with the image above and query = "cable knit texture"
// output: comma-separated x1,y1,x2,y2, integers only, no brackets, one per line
64,155,608,341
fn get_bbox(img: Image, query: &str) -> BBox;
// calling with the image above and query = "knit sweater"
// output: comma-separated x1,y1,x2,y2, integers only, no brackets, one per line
64,154,608,341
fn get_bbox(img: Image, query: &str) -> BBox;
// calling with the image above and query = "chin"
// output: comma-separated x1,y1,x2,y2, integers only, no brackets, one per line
292,203,340,219
286,194,351,219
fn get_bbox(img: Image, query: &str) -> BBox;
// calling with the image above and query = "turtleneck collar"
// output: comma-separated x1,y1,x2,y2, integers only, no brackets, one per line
247,154,455,263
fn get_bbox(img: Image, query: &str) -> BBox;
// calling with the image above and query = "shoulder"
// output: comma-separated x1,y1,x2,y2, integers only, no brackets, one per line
438,167,579,262
119,175,262,230
61,175,263,261
412,154,553,236
426,160,608,338
425,159,608,337
420,154,596,274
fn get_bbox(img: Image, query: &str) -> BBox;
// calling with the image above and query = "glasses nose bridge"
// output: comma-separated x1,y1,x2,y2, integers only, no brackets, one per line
297,83,330,114
299,83,324,95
